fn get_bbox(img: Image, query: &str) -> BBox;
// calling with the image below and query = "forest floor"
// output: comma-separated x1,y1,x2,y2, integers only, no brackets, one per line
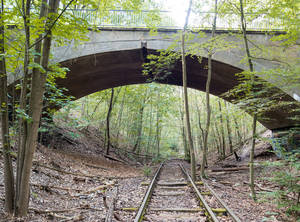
0,127,297,221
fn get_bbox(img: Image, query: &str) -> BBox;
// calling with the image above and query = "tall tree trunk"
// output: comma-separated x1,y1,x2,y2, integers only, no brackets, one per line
146,98,153,155
211,129,219,154
233,116,242,145
106,88,114,155
180,104,190,161
181,0,195,180
239,0,257,201
132,102,145,153
15,0,60,216
225,102,233,153
89,96,104,119
201,0,218,178
133,89,148,154
196,103,205,148
0,1,15,213
16,0,32,210
196,102,205,164
115,87,126,148
214,121,222,155
155,91,161,158
218,100,226,157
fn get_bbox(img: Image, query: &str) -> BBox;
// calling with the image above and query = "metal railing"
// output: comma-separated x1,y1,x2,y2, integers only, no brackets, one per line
62,9,283,30
189,11,283,30
63,9,175,28
6,7,283,30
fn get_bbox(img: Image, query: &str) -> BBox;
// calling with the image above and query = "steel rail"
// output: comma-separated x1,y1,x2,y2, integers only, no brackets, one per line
201,178,242,222
179,164,219,222
134,162,164,222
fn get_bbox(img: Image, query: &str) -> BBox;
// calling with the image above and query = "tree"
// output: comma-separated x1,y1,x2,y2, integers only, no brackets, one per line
1,0,148,216
155,88,161,158
106,88,114,155
181,0,196,180
225,102,233,153
238,0,258,201
218,100,226,158
200,0,218,178
0,1,14,214
15,0,61,216
180,101,190,161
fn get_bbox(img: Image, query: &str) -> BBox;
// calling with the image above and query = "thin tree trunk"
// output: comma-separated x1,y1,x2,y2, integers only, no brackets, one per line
132,102,145,153
212,123,221,155
133,89,148,154
233,116,242,145
89,96,104,119
181,0,195,180
155,91,161,158
115,87,126,147
81,97,87,117
180,105,190,161
15,0,32,210
0,1,15,213
214,121,222,155
212,131,219,155
218,100,226,157
196,103,205,148
12,78,16,123
146,101,153,155
106,88,114,155
225,102,233,153
239,0,257,201
15,0,60,216
201,0,218,178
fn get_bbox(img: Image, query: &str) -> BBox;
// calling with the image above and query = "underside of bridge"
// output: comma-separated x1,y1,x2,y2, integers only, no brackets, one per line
57,48,299,130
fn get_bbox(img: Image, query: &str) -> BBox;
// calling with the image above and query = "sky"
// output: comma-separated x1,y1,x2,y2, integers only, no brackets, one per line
161,0,189,27
158,0,214,28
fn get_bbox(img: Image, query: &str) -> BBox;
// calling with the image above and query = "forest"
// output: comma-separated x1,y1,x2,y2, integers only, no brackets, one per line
0,0,299,221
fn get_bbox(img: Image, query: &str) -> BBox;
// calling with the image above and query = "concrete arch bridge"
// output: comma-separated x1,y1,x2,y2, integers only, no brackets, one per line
45,27,300,132
7,27,300,148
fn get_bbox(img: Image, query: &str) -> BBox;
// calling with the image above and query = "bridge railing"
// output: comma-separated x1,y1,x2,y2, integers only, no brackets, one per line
189,11,283,31
64,9,283,31
64,9,175,28
6,7,283,30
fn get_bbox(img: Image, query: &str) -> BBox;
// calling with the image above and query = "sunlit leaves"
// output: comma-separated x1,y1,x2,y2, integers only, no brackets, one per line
143,50,180,82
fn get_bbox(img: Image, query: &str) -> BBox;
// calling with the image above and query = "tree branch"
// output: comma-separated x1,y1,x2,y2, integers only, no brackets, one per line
29,0,77,49
250,56,291,67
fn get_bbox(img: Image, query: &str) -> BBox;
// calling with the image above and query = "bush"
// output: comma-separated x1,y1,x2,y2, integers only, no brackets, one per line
263,152,300,217
142,166,152,177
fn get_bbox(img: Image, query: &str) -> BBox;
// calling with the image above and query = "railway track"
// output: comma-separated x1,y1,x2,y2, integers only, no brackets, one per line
134,159,241,222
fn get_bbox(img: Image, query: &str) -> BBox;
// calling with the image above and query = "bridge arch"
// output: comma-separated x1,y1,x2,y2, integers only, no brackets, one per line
7,28,299,131
56,48,298,130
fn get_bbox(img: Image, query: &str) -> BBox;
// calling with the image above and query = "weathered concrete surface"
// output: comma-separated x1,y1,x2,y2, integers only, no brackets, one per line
51,28,300,97
57,47,299,130
53,28,285,71
8,28,300,130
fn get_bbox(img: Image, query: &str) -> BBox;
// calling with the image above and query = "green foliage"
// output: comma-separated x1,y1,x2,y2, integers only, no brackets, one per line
58,81,263,159
143,50,180,82
262,152,300,217
142,166,152,177
15,108,32,123
151,155,163,164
